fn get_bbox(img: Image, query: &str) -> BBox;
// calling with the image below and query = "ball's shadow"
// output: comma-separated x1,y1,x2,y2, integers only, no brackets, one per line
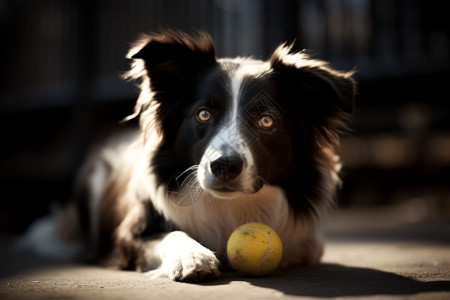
207,263,450,298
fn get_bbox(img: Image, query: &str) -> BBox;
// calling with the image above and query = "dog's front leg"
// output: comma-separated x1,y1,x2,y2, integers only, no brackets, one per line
113,202,220,281
142,231,220,282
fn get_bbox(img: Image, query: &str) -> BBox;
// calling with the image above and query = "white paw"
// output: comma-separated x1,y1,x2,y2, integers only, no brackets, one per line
146,232,220,282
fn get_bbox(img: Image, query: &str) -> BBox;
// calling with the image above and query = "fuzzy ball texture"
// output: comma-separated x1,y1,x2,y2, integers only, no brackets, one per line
227,222,283,276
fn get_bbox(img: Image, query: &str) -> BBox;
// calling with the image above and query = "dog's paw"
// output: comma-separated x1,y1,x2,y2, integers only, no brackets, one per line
146,232,220,282
147,248,220,282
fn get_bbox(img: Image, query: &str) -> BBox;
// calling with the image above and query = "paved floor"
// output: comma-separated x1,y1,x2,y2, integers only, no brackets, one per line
1,202,449,300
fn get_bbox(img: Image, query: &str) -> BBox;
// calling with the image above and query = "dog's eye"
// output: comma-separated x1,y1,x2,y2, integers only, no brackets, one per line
258,115,274,128
197,109,212,122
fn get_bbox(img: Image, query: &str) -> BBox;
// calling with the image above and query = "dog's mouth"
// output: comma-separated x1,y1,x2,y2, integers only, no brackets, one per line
208,185,238,193
205,188,245,199
201,178,264,199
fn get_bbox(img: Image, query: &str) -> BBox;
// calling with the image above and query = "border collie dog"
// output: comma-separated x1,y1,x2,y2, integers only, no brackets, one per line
26,31,356,282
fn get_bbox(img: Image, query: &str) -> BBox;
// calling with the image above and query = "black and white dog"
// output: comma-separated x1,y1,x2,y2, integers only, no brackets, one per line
23,31,356,282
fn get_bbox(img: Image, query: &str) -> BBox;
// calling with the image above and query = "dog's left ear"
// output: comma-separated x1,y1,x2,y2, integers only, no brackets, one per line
270,44,356,119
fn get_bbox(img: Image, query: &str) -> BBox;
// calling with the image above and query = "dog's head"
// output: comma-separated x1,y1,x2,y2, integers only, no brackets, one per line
127,31,356,211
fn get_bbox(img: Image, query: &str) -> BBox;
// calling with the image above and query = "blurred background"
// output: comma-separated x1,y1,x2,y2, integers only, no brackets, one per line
0,0,449,234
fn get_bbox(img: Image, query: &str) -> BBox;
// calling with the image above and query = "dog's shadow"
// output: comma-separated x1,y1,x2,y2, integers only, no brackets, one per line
207,263,450,298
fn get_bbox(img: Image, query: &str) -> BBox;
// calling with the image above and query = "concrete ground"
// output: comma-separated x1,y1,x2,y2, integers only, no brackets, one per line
1,201,449,300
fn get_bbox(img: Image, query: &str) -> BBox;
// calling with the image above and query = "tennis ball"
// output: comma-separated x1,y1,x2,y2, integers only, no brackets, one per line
227,222,283,276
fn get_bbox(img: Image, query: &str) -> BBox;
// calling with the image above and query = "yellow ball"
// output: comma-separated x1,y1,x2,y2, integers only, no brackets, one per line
227,222,283,276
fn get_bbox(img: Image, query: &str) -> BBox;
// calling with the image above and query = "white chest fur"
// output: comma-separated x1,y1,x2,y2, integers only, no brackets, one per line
157,185,322,267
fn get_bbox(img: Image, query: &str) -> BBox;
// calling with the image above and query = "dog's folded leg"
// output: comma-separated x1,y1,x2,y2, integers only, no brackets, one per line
113,204,220,282
143,231,220,282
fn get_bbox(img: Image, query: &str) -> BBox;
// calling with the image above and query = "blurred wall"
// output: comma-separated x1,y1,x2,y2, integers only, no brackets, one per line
0,0,449,232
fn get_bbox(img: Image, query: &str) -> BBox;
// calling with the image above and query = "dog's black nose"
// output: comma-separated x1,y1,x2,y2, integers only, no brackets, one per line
210,155,243,180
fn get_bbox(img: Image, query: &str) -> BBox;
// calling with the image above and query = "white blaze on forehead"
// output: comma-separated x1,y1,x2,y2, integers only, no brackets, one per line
202,68,245,160
230,68,242,121
215,59,271,150
209,65,248,155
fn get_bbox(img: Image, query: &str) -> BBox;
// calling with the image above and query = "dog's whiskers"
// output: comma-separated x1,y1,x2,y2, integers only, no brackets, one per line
175,165,198,185
171,165,206,207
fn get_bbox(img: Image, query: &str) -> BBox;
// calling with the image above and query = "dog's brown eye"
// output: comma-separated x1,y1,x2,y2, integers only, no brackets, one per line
258,115,274,128
197,109,212,122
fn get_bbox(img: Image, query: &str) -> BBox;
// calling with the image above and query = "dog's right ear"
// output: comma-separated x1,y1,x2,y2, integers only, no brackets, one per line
124,31,217,137
128,31,217,98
